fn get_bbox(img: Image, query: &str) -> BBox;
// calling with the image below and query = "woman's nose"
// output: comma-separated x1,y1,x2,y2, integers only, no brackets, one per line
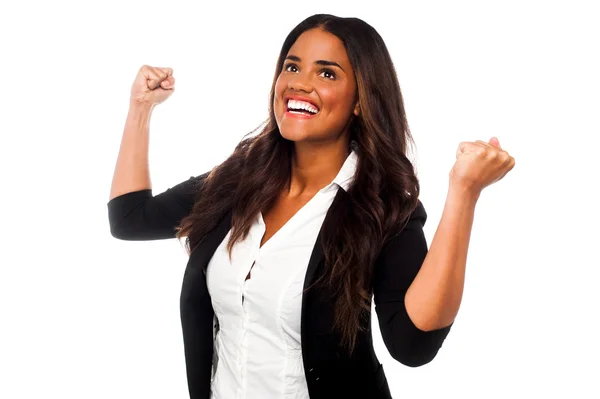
288,73,312,93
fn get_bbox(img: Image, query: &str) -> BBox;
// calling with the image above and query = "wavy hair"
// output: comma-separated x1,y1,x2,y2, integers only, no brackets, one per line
177,14,420,354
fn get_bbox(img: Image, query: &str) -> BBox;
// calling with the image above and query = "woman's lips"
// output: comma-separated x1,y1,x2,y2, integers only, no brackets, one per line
285,109,318,119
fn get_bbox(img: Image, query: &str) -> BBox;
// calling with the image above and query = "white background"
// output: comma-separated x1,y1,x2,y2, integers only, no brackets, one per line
1,0,599,398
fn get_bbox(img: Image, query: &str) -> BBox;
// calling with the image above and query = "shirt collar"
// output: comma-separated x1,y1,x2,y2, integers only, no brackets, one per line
323,149,358,193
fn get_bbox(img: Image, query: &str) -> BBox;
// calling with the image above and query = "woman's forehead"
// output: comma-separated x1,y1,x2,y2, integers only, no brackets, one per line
287,29,350,68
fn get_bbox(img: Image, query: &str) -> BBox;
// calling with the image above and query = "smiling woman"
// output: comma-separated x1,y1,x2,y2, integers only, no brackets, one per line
274,28,360,144
108,12,514,399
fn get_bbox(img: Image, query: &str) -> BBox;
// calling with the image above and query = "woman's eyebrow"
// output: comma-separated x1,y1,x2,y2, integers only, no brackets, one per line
285,55,344,72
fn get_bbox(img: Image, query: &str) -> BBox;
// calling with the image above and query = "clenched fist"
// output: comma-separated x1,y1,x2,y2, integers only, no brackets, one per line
130,65,175,106
450,137,515,195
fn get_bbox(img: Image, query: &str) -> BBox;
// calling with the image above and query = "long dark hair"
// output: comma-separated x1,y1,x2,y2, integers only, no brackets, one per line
176,14,420,354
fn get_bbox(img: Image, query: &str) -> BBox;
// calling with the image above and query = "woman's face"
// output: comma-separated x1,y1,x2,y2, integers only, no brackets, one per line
274,28,359,144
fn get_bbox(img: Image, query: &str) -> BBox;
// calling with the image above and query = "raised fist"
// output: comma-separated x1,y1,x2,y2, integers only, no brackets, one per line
130,65,175,106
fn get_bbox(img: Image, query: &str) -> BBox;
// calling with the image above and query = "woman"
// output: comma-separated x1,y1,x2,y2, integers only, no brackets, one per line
108,14,515,399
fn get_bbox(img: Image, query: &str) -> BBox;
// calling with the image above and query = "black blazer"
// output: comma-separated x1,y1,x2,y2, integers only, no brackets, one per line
107,173,453,399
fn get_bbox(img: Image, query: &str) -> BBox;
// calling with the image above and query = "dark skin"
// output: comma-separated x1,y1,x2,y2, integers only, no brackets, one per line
245,28,360,280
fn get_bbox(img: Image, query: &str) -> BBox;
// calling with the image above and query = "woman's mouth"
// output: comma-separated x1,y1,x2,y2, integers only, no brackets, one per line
286,99,319,118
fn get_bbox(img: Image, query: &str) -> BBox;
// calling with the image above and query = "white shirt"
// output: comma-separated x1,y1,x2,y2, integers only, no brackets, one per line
206,150,358,399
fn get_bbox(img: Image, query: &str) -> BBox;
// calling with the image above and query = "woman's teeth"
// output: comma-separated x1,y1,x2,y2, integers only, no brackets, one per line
287,99,318,114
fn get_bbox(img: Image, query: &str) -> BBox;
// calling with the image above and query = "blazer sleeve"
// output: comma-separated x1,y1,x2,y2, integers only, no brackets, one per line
107,172,210,240
373,199,453,367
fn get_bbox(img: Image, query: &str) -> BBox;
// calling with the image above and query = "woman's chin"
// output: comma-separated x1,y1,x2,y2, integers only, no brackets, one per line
279,128,311,142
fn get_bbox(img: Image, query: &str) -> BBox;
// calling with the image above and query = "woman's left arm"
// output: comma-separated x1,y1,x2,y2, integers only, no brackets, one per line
406,136,515,331
404,184,478,331
373,137,515,367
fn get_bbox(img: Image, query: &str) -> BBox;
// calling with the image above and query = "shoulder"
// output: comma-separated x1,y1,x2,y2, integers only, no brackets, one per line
376,199,428,265
388,198,428,241
407,199,427,226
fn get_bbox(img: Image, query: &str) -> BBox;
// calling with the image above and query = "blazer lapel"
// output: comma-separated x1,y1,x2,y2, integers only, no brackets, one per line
300,187,345,334
302,226,325,295
186,210,233,275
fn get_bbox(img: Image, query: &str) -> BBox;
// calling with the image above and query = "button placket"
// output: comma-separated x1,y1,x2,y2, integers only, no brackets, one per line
241,222,262,307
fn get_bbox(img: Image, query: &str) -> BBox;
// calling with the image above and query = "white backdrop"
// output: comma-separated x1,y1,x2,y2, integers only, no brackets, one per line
1,0,599,398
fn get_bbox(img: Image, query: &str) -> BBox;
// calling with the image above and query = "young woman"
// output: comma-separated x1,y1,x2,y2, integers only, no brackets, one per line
108,14,515,399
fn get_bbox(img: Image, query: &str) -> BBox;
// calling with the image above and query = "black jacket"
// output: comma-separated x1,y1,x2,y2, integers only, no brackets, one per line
107,173,453,399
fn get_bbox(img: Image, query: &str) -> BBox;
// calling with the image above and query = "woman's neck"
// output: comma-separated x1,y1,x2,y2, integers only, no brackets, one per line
286,140,350,198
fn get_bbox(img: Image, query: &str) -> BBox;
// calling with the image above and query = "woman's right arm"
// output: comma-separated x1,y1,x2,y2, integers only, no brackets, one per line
107,65,208,241
107,171,209,241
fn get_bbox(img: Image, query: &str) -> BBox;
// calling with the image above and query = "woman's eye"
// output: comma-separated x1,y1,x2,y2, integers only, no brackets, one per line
283,64,335,79
320,69,336,80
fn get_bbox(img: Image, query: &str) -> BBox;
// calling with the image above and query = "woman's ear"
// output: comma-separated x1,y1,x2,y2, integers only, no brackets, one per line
353,102,360,116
